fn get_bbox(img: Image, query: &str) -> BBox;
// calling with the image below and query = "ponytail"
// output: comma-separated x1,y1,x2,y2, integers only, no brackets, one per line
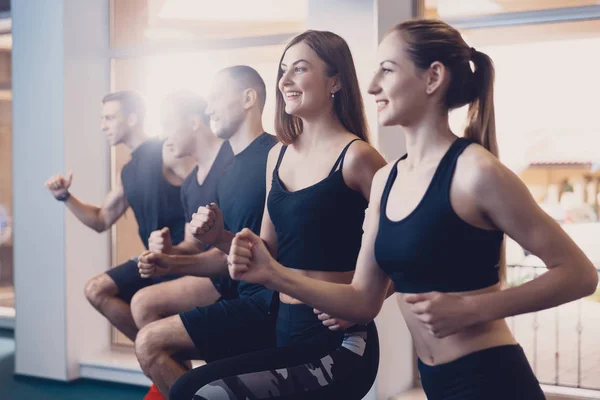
465,49,505,284
464,49,498,158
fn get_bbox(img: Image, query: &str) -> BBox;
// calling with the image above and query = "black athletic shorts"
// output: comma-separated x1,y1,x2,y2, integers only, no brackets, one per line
105,258,181,304
179,291,277,363
209,275,239,301
418,344,546,400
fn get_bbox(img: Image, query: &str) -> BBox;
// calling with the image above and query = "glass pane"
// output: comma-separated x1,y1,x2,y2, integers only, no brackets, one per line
110,44,284,346
425,0,600,19
110,58,148,346
448,19,600,390
112,0,306,48
0,37,13,317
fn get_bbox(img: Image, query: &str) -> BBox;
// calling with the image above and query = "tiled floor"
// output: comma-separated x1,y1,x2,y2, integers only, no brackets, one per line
0,329,147,400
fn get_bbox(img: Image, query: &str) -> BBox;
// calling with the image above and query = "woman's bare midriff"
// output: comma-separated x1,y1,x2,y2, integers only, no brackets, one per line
280,269,355,304
397,282,517,366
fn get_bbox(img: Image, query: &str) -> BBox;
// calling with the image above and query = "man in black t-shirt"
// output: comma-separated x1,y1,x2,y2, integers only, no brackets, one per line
135,66,278,398
130,92,236,333
44,91,194,343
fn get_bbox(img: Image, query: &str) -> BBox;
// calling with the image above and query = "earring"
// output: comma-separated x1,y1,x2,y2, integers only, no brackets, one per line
331,92,335,98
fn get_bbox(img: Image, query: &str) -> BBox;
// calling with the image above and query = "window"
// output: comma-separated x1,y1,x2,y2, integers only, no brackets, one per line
111,0,306,47
425,0,600,19
0,32,12,322
109,0,296,346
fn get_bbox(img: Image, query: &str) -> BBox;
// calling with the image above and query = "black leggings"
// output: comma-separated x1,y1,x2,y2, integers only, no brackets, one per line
170,322,379,400
418,344,546,400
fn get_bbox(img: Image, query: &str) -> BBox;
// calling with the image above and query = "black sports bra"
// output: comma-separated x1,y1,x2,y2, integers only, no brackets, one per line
375,138,504,293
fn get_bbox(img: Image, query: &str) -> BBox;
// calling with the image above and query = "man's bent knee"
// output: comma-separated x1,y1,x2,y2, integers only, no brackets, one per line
135,320,175,371
84,273,118,309
135,324,158,371
131,289,161,329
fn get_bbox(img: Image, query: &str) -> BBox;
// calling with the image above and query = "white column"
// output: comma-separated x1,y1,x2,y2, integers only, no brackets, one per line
547,183,560,204
13,0,111,380
586,178,598,206
586,177,600,206
307,1,415,398
572,176,586,205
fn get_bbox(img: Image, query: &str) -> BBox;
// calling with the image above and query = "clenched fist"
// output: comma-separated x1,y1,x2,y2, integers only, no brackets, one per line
148,227,172,254
138,251,174,278
45,172,73,199
228,228,275,284
188,203,225,245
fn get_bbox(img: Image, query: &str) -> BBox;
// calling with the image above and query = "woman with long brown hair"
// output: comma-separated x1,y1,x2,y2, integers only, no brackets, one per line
227,20,598,399
169,30,386,400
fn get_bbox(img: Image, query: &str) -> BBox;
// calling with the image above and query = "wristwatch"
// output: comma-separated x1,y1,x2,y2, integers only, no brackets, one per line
55,192,71,202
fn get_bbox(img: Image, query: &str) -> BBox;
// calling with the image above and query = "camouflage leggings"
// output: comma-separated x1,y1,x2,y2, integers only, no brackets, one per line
170,323,379,400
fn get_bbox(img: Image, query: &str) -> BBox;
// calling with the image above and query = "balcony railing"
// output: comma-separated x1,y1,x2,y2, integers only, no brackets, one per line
506,264,600,390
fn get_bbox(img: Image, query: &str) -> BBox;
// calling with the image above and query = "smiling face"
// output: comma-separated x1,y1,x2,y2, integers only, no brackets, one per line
368,31,431,127
277,41,338,119
205,71,246,140
162,103,197,158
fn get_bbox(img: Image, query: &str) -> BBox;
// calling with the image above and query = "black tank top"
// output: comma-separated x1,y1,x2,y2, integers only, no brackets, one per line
121,139,186,248
217,132,278,297
375,138,504,293
268,139,368,272
181,142,234,221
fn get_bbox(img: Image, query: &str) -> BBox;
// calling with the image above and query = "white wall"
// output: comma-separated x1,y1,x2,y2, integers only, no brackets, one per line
307,1,414,398
13,0,111,380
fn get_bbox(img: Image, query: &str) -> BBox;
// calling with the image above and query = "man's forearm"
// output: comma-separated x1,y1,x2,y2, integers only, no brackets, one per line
214,230,235,254
170,240,205,255
169,248,229,277
64,195,107,232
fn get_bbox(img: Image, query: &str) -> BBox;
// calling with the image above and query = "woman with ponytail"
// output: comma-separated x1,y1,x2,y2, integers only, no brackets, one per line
227,19,597,399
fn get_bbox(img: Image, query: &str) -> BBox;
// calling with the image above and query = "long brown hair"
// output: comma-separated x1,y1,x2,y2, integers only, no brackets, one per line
394,19,505,282
274,30,370,145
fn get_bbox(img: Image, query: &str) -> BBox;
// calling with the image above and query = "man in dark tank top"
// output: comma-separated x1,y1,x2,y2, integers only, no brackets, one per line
134,66,279,398
44,91,195,345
